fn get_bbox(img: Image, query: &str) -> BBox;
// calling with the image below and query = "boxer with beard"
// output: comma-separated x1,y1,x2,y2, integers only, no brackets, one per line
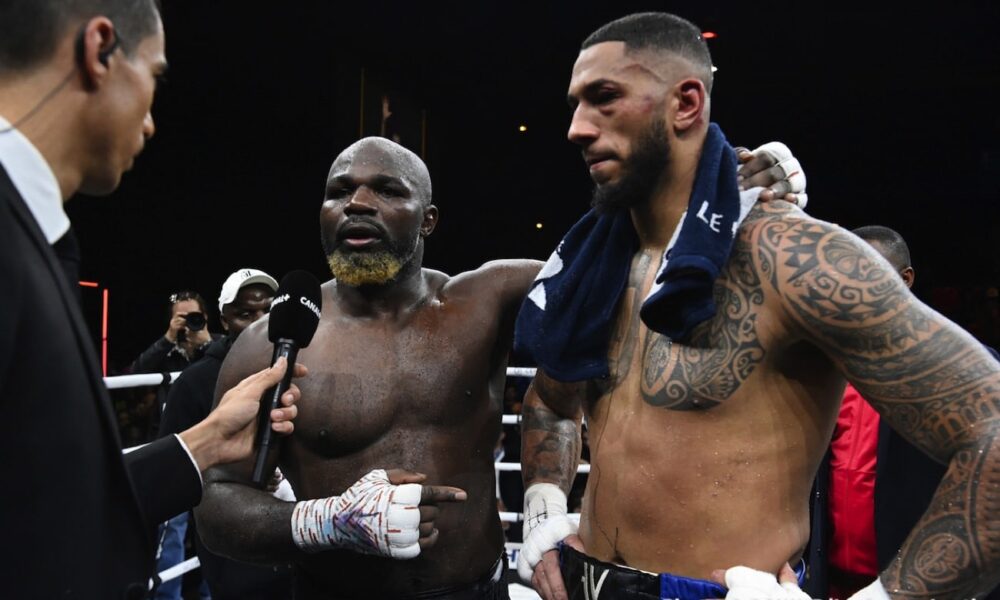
196,137,542,600
517,12,1000,600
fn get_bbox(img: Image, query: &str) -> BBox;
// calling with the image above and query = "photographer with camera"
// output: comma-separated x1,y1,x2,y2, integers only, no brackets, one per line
130,290,221,599
131,291,221,439
134,291,216,370
130,293,217,435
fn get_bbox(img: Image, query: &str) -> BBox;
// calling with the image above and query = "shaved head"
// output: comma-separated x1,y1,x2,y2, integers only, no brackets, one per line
329,137,432,206
581,12,713,93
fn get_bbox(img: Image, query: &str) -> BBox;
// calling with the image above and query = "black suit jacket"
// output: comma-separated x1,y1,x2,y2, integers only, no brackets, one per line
0,165,202,599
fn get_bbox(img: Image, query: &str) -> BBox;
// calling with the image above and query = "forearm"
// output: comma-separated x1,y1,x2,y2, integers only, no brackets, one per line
879,430,1000,599
195,475,299,564
521,388,582,494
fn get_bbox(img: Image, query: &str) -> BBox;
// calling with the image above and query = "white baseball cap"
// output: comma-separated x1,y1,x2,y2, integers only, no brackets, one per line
218,268,279,311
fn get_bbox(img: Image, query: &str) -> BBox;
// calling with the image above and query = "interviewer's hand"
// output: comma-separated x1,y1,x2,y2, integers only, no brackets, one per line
179,357,307,471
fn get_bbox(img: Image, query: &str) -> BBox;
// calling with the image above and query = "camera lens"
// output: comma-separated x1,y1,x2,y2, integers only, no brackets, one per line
185,312,207,331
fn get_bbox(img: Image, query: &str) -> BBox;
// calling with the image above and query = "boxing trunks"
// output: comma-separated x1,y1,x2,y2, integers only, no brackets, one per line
559,544,805,600
294,555,508,600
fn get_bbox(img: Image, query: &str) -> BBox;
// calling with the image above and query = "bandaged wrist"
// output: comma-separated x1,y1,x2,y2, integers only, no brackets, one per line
289,469,422,559
847,578,891,600
517,483,578,582
291,496,341,553
523,483,571,537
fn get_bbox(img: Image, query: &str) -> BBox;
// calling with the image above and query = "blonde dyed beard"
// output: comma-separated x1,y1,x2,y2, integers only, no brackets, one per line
327,251,404,287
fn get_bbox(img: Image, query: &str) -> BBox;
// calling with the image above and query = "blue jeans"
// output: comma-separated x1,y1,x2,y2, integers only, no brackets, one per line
154,513,188,600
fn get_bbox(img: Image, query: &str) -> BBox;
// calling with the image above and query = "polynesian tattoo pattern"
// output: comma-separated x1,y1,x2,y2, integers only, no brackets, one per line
748,202,1000,598
637,232,766,410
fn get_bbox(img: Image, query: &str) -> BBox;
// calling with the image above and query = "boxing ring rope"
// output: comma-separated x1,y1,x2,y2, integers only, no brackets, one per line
105,371,180,389
108,366,566,589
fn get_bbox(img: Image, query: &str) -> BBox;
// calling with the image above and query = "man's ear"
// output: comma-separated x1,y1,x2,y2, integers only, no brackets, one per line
900,266,915,289
76,17,118,90
420,205,439,237
219,313,230,333
671,78,707,134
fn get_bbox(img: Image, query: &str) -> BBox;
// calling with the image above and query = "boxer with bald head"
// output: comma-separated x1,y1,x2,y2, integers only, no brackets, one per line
196,137,542,599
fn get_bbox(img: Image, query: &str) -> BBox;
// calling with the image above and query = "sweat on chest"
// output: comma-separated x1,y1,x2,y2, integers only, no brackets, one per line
292,364,497,455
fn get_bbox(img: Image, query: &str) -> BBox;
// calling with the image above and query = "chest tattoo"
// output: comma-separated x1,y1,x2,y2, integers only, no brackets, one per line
638,240,767,410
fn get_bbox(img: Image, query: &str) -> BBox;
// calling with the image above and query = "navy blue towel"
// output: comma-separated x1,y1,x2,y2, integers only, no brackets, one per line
514,123,758,382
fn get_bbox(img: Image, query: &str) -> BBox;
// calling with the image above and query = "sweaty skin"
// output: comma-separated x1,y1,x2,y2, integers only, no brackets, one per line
526,201,1000,594
525,35,1000,599
196,139,541,598
527,202,843,578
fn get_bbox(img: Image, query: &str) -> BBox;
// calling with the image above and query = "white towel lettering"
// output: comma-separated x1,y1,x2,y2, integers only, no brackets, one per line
695,201,723,233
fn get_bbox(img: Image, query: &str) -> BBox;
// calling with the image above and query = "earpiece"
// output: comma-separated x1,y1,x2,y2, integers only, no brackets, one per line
98,35,120,67
0,22,118,135
75,24,120,69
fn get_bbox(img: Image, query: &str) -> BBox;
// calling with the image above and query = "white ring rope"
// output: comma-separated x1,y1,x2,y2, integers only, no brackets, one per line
105,367,535,390
496,461,590,474
105,371,181,389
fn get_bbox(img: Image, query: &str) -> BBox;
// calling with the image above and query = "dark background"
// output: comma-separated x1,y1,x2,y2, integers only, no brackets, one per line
67,1,1000,372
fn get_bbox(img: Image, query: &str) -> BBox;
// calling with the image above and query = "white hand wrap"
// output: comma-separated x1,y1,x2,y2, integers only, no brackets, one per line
847,578,891,600
753,141,809,207
516,483,578,583
755,141,794,164
724,566,811,600
290,469,422,559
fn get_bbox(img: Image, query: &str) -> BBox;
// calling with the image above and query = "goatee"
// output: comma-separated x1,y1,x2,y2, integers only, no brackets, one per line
322,226,419,287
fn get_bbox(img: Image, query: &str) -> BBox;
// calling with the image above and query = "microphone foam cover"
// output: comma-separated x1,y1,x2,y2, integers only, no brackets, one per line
268,270,322,347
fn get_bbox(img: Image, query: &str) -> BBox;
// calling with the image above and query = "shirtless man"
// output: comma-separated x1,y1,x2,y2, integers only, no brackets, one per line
518,12,1000,600
196,137,541,599
194,136,798,599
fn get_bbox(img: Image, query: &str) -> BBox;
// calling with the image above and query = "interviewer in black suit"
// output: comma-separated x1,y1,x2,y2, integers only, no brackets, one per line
0,1,305,598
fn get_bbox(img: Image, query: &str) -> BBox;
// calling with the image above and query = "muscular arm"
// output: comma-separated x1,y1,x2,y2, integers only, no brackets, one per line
456,259,543,321
521,369,586,494
194,318,299,564
754,203,1000,598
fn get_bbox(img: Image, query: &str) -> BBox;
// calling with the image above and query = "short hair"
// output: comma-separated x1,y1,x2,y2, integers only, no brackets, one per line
852,225,912,272
167,290,208,319
0,0,160,75
581,12,713,91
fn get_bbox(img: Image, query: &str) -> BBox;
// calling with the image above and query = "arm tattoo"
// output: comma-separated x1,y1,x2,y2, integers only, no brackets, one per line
521,374,587,491
754,205,1000,597
639,236,766,410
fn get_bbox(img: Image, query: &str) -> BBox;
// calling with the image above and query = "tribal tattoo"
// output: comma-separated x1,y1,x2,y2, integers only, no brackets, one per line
637,232,766,410
750,203,1000,598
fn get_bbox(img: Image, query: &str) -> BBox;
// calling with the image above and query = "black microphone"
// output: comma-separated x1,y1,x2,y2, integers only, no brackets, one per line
251,270,322,486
